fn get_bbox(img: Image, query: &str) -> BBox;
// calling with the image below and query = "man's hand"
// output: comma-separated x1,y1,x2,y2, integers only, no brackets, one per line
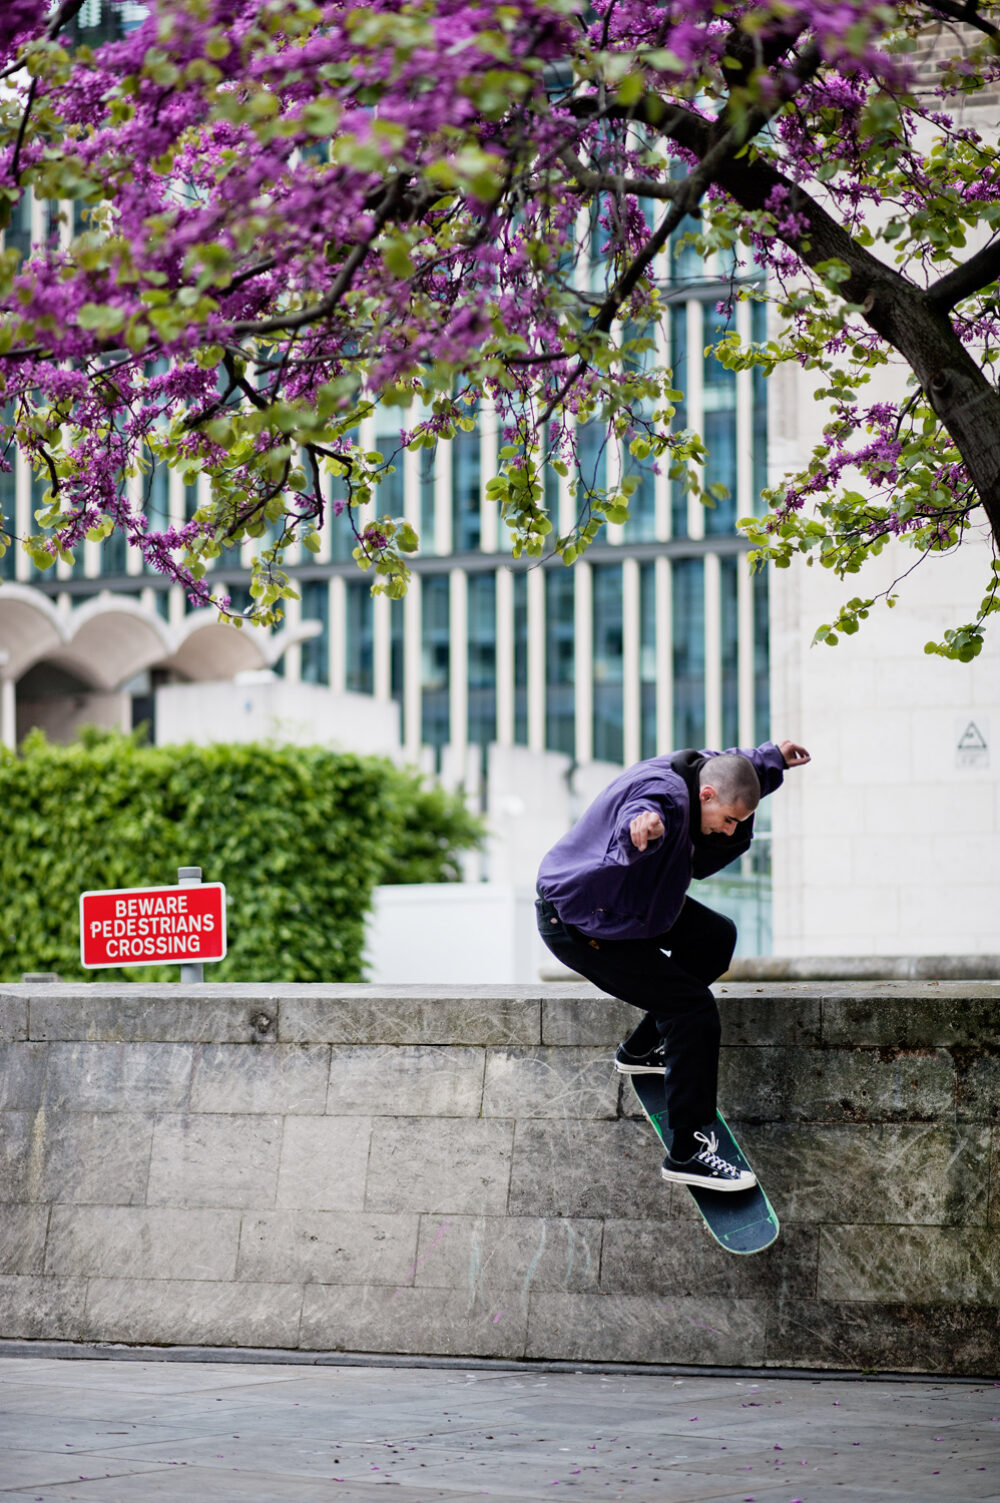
630,810,665,851
779,740,811,768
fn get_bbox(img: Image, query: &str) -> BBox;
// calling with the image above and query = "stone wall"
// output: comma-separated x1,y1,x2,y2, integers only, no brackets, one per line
1,981,997,1375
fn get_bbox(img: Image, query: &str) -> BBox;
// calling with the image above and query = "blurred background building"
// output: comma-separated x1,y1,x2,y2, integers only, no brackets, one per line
1,0,997,978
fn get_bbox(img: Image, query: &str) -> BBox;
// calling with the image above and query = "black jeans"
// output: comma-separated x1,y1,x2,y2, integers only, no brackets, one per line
535,892,735,1129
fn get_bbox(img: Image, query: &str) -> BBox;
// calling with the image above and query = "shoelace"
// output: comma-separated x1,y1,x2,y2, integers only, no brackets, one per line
693,1129,741,1178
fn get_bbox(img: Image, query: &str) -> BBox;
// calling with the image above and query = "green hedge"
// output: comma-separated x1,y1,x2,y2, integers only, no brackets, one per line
0,730,483,983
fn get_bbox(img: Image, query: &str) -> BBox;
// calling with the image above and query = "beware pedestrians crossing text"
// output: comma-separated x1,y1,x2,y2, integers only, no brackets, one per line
80,882,227,968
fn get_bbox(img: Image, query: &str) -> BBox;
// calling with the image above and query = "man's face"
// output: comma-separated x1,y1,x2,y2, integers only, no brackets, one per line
699,786,753,836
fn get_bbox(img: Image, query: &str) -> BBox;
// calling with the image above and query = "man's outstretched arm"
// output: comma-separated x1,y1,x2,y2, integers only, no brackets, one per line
778,740,810,768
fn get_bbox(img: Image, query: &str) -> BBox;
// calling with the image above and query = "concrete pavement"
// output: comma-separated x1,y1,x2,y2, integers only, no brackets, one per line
0,1352,998,1502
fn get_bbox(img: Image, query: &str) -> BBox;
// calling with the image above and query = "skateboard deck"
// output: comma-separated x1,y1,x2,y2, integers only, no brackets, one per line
628,1071,779,1255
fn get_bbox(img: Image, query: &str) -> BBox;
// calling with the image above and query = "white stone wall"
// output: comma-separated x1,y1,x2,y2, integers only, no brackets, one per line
769,535,1000,956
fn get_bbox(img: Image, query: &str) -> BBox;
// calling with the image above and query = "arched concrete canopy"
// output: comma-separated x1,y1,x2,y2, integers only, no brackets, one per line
54,593,175,691
0,584,67,680
162,612,274,682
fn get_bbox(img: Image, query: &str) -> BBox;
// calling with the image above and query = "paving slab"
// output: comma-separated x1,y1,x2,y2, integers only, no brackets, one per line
0,1356,998,1502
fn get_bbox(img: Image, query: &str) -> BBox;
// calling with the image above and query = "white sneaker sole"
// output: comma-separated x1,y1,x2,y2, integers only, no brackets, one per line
614,1060,667,1075
661,1166,756,1192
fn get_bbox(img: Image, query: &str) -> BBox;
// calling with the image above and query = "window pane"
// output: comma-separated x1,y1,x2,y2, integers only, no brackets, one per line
467,572,496,746
670,304,688,538
300,580,330,685
753,564,770,745
720,556,739,750
672,557,704,749
592,563,623,765
639,561,657,760
420,447,436,555
513,570,528,745
420,574,449,748
751,298,769,512
346,579,373,695
545,566,575,756
452,410,481,553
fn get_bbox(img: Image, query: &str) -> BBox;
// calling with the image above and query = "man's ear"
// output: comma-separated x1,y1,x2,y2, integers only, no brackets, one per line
699,784,715,804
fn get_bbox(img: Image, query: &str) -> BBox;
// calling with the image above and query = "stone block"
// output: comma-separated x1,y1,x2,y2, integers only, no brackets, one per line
957,1052,1000,1123
44,1206,241,1281
482,1048,618,1120
189,1043,330,1114
326,1044,484,1117
0,1045,46,1110
43,1042,194,1112
26,988,281,1043
82,1277,302,1348
599,1219,818,1300
716,989,823,1046
237,1211,419,1286
0,994,28,1043
0,1110,154,1206
820,987,1000,1048
508,1120,669,1219
411,1214,602,1294
526,1291,767,1366
146,1114,282,1209
280,992,540,1047
718,1046,956,1124
275,1116,371,1211
818,1224,1000,1304
299,1283,529,1359
540,993,633,1046
745,1123,991,1226
0,1207,48,1275
765,1298,1000,1376
0,1275,86,1341
365,1118,515,1215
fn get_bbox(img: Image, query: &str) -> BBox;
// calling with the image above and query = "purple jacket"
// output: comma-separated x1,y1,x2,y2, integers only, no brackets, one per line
536,744,786,940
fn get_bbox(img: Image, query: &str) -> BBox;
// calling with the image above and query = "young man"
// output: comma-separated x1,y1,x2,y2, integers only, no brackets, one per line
535,740,810,1192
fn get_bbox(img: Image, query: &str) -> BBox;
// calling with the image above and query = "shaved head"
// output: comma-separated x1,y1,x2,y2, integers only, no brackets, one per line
699,754,760,811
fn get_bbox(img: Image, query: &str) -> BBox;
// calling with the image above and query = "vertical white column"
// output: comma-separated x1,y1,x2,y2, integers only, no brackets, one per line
450,568,468,766
495,566,514,746
15,449,30,581
574,560,593,765
736,297,754,522
738,557,756,747
527,564,545,752
704,550,722,750
622,556,641,768
656,555,673,753
403,572,422,760
0,672,15,750
656,312,672,542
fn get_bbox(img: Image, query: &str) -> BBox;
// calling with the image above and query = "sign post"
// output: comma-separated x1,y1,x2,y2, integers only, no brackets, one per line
178,866,205,984
80,873,227,976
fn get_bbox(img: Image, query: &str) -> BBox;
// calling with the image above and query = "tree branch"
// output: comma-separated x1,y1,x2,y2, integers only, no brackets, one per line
926,235,1000,310
924,0,1000,45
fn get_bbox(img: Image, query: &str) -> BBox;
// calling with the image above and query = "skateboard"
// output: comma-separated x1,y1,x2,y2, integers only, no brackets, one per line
628,1071,779,1255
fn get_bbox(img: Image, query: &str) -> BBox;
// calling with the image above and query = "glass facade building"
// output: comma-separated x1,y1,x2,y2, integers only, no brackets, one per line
1,177,773,939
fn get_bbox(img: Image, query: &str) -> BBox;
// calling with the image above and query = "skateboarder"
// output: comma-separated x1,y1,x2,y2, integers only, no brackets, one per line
536,740,810,1191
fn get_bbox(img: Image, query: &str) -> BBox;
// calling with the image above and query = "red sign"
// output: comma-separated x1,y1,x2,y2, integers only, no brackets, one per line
80,883,227,969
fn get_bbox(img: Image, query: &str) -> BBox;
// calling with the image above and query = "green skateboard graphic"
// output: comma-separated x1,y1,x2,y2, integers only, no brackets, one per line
629,1071,779,1255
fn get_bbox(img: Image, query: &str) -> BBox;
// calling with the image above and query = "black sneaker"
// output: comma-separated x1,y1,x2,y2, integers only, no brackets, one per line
660,1128,756,1192
614,1040,667,1074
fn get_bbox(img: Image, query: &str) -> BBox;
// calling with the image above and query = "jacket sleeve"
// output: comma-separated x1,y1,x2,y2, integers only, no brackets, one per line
608,795,684,865
744,741,786,798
